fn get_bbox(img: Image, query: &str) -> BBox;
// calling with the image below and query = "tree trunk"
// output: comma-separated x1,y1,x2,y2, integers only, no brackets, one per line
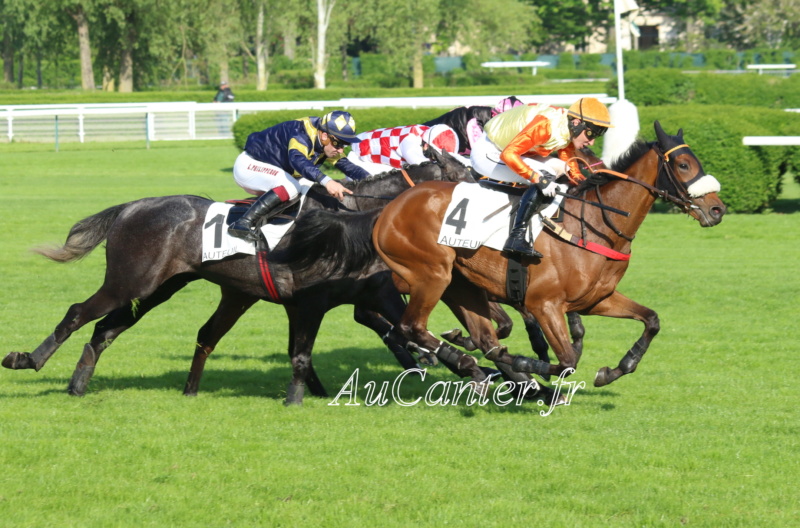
412,46,424,89
118,17,135,92
313,0,333,89
219,57,229,84
119,44,134,92
70,6,95,90
283,21,296,60
256,2,268,91
2,26,13,84
36,52,43,88
102,65,115,91
341,44,348,82
16,53,23,88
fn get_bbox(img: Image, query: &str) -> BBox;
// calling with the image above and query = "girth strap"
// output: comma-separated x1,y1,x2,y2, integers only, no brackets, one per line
257,251,282,303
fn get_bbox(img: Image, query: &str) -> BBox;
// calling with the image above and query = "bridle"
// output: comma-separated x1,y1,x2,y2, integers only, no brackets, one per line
581,142,698,211
565,141,700,243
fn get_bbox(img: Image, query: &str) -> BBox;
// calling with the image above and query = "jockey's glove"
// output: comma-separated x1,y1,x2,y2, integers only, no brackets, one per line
535,170,557,189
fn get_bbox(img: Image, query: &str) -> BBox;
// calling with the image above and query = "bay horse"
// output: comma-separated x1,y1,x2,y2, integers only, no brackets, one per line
285,122,726,391
2,151,474,402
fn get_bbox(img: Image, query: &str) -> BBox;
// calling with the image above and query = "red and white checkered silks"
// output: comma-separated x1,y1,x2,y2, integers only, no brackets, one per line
356,124,457,169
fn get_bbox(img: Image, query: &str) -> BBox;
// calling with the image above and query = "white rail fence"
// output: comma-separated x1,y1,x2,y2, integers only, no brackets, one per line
1,94,615,147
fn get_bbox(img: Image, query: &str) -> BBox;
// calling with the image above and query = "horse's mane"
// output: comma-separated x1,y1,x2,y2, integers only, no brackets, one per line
572,139,653,194
273,208,381,278
609,139,653,174
342,161,439,189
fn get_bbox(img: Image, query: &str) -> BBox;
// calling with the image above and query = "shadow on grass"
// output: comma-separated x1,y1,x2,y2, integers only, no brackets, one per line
2,345,624,412
771,197,800,214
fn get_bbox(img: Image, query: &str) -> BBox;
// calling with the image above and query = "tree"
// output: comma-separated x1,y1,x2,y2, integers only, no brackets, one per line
726,0,800,49
522,0,612,52
61,0,95,90
636,0,723,51
312,0,334,88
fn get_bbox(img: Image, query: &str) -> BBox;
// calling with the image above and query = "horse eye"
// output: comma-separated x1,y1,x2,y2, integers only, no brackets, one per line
679,163,689,171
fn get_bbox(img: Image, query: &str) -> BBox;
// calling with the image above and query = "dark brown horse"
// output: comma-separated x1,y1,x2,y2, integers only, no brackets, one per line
1,152,474,403
288,122,726,391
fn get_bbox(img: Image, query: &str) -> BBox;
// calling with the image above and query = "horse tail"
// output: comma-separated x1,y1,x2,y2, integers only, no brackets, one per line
279,209,381,278
34,202,133,263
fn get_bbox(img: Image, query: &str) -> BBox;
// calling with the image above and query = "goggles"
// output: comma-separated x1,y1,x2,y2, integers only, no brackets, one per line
583,121,608,139
326,134,347,149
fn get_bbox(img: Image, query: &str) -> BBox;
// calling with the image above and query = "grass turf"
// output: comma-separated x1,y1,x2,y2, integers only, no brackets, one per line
0,140,798,527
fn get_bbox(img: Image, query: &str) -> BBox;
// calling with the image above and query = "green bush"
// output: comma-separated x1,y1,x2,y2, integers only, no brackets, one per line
614,71,800,109
637,105,800,212
608,69,695,106
703,49,739,69
271,70,314,89
557,52,576,70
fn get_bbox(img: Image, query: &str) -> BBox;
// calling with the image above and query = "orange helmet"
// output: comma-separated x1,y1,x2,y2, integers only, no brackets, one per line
567,97,613,139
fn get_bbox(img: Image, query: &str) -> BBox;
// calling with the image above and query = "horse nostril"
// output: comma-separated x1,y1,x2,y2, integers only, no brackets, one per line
710,206,725,219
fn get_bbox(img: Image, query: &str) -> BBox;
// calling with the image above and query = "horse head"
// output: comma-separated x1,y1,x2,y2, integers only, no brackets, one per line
424,143,476,183
653,121,726,227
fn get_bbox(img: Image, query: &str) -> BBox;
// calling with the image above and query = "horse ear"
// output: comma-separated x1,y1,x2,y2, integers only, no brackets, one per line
654,120,669,146
677,128,684,140
423,141,444,164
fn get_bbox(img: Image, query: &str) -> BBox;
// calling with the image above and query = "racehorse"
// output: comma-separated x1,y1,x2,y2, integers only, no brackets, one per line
284,122,726,391
2,151,474,402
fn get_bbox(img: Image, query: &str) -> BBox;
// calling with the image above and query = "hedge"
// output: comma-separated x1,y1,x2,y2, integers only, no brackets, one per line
608,69,800,109
637,105,800,213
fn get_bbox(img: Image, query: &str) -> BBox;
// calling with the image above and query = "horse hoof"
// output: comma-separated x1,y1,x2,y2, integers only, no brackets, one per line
418,352,438,366
440,328,462,343
284,383,305,406
2,352,34,370
594,367,612,387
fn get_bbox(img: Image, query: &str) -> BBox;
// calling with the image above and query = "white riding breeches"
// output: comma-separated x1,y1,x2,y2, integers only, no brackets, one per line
469,134,551,185
232,151,302,199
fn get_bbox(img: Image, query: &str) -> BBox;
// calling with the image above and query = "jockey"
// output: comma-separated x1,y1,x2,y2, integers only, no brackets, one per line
228,110,370,242
423,96,524,155
346,123,468,175
470,97,613,258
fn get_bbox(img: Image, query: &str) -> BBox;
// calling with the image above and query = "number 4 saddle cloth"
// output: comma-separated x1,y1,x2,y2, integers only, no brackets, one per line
437,182,566,251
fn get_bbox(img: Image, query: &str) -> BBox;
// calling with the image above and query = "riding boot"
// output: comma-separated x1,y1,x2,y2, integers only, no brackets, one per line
228,190,286,242
503,184,545,258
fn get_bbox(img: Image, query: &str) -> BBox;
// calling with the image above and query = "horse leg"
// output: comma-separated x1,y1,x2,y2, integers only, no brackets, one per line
283,304,327,405
285,304,327,399
184,287,259,396
584,292,659,387
67,275,197,396
440,301,513,352
567,312,585,362
3,286,132,373
353,307,420,370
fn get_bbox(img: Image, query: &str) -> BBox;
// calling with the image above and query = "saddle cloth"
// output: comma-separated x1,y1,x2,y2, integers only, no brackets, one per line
201,178,314,262
437,182,566,251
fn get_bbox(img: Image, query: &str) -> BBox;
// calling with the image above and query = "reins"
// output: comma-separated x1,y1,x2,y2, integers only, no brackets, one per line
549,142,698,257
589,143,695,210
346,168,417,201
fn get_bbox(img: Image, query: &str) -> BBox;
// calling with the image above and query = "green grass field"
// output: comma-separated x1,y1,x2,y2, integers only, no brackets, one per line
0,141,798,527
